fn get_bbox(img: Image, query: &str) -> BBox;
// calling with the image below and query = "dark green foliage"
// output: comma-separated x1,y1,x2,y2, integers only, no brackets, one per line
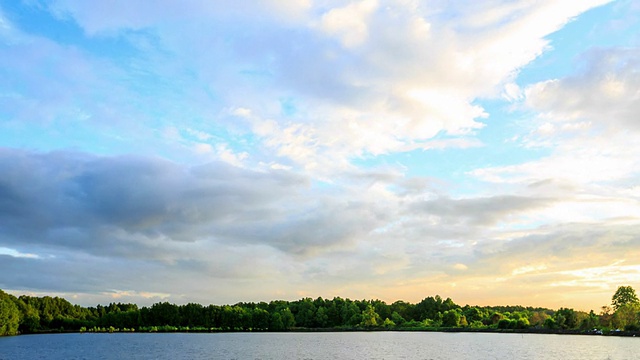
497,319,512,329
462,306,485,323
3,286,639,335
415,295,456,321
391,311,406,325
579,310,599,330
390,301,414,322
554,308,578,329
442,309,461,327
147,302,180,326
293,298,317,328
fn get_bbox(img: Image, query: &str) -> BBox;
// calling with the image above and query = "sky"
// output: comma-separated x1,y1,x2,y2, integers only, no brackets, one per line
0,0,639,312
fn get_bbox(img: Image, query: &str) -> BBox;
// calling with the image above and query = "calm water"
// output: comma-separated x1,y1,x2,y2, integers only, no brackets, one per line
0,332,637,360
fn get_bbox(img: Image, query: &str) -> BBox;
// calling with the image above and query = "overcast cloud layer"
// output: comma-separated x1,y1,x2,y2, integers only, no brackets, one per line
1,0,639,311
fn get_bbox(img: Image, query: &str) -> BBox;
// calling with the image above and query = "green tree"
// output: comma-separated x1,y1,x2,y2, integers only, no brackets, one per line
269,312,284,331
579,310,599,330
147,302,180,326
528,311,550,327
391,311,406,326
372,299,391,321
314,307,328,328
554,308,577,329
341,302,361,326
0,290,21,336
252,308,270,330
442,309,461,327
390,301,414,322
14,298,40,333
280,308,296,330
497,319,513,329
359,305,380,328
180,303,204,327
325,301,340,327
611,286,639,311
543,317,557,329
612,303,640,330
462,306,484,323
488,312,504,325
294,298,316,328
382,318,396,328
415,295,458,321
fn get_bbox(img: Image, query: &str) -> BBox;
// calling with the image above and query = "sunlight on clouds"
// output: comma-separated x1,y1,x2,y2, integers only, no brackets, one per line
512,264,547,276
471,138,639,185
259,161,292,171
453,263,468,271
600,77,627,98
191,142,251,167
105,289,171,300
0,247,40,259
556,263,640,287
405,88,487,135
522,196,640,226
319,0,378,48
214,144,249,167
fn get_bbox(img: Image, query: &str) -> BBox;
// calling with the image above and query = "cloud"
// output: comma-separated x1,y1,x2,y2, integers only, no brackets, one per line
474,45,640,188
2,0,608,176
409,195,553,227
0,148,391,303
319,0,378,48
525,47,640,130
3,1,637,311
0,149,302,253
0,149,406,260
1,146,637,309
0,148,553,299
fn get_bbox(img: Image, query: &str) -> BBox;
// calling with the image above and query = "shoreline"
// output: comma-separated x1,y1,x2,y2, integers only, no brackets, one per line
15,327,640,337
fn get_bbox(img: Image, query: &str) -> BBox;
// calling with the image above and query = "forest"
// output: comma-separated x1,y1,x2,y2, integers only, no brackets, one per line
1,286,639,336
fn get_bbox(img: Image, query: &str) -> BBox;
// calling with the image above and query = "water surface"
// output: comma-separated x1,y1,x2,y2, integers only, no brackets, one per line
0,331,636,359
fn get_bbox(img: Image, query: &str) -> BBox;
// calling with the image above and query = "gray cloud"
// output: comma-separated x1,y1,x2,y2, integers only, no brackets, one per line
0,149,399,261
476,222,640,262
409,195,552,227
525,47,640,130
0,149,313,255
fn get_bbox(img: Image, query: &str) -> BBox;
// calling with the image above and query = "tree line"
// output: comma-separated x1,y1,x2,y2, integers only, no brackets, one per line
1,286,639,336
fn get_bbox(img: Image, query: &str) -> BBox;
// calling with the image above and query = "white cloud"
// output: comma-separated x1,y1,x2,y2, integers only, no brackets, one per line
476,46,640,189
23,0,611,177
319,0,378,48
0,247,40,259
524,47,640,130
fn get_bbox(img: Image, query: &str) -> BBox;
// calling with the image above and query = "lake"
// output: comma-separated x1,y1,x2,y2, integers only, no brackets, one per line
0,331,637,359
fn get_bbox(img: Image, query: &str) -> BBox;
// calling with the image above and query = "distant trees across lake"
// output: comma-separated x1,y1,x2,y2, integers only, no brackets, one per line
1,286,639,336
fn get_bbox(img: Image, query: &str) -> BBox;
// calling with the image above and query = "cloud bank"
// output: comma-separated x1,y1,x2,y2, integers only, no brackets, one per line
1,0,639,310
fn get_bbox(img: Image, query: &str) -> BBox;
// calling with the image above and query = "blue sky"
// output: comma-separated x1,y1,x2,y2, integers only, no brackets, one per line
1,0,639,311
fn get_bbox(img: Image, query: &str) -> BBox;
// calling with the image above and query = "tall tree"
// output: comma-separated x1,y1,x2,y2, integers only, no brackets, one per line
0,290,21,336
611,286,639,311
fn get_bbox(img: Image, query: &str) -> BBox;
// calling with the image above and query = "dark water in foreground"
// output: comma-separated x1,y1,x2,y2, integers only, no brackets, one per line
0,331,637,360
